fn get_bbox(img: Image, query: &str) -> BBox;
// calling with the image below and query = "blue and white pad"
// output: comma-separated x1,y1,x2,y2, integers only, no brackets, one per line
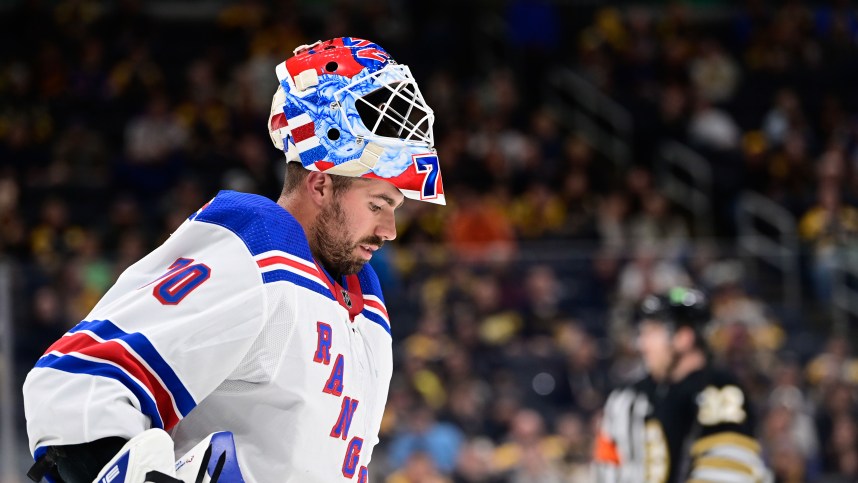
174,432,245,483
91,429,176,483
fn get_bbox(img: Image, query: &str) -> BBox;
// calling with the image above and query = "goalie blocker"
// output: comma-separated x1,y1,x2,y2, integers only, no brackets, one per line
27,429,245,483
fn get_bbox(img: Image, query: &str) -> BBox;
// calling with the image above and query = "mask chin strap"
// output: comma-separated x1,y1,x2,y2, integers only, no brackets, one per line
315,142,383,177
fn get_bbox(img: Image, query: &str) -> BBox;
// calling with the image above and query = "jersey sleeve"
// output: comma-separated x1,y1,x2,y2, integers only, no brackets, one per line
592,387,645,483
23,217,266,456
592,392,622,483
688,376,769,483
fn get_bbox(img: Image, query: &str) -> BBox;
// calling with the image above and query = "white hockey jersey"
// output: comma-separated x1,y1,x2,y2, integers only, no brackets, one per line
23,190,394,483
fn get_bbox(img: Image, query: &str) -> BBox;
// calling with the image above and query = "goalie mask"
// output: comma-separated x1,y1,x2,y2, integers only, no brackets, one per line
269,37,444,205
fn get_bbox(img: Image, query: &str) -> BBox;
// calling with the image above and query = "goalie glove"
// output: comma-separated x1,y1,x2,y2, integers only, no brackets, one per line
91,429,244,483
174,432,245,483
90,429,179,483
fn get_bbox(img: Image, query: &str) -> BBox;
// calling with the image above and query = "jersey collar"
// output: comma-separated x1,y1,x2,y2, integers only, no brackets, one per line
313,260,365,320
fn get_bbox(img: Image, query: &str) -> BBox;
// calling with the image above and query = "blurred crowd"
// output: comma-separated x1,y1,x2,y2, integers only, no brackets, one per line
4,0,858,482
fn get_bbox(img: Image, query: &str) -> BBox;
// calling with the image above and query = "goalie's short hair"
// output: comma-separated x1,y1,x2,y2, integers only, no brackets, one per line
281,162,357,198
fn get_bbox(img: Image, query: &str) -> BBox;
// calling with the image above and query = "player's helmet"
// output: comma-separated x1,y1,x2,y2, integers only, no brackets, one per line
268,37,444,204
636,287,711,331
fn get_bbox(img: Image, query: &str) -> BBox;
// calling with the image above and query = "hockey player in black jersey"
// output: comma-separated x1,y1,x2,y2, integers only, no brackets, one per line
593,287,770,483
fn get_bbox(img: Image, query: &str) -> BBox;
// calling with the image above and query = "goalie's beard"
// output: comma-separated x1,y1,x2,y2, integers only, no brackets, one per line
311,197,384,279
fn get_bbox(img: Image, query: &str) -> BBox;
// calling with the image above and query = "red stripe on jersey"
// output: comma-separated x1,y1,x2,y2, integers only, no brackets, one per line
257,256,321,279
363,298,389,321
46,332,181,430
290,122,316,143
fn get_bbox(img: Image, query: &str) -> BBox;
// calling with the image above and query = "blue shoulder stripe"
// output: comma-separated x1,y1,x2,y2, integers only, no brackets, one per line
356,259,390,334
193,191,315,263
356,263,385,305
35,353,164,429
361,310,391,335
69,320,196,416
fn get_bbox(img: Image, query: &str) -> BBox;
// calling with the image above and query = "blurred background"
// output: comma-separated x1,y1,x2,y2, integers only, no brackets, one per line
2,0,858,481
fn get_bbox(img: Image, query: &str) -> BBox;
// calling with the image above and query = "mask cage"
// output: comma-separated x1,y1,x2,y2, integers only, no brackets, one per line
334,64,435,149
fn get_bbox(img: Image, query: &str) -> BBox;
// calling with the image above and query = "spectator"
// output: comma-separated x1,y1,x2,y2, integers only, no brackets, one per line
452,438,501,483
445,190,516,263
616,244,692,305
387,451,452,483
124,94,187,165
388,405,465,475
689,38,741,104
762,88,806,147
761,385,821,477
799,183,858,302
688,95,741,151
493,409,564,482
627,191,690,259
